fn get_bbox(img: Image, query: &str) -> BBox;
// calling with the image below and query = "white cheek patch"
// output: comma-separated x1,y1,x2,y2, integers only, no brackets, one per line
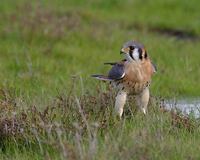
125,54,134,62
132,48,139,61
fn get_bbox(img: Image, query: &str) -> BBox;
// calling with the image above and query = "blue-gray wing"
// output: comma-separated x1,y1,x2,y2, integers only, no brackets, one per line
151,62,157,73
108,63,125,80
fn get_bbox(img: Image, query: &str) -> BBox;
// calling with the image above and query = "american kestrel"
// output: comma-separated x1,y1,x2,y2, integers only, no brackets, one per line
92,40,157,118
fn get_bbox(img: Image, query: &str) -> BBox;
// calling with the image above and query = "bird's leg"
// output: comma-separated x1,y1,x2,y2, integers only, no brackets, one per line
136,87,149,115
114,90,127,118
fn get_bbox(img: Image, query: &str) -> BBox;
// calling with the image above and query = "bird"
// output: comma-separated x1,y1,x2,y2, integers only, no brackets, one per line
92,40,157,118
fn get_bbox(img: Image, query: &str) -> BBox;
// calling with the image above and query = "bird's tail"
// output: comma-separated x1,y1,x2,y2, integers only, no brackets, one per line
91,74,113,81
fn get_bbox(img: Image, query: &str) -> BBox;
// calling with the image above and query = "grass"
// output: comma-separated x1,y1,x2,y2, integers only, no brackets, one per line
0,87,199,160
0,0,200,159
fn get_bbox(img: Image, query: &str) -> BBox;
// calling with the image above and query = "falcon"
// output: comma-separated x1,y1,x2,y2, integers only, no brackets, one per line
92,40,157,118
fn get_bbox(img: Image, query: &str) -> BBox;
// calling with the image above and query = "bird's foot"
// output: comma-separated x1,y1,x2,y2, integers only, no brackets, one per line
142,108,147,115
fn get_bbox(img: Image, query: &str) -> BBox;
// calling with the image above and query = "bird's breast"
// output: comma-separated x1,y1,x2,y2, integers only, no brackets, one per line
111,80,150,95
111,60,153,94
123,80,150,94
124,61,153,83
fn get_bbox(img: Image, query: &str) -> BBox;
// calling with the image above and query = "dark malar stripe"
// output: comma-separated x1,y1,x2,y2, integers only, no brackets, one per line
129,50,134,59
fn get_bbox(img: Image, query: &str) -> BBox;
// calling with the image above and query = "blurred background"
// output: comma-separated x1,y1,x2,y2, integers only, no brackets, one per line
1,1,200,159
0,0,200,103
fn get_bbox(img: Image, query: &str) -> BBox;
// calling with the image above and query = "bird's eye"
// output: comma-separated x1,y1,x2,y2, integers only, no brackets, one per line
129,46,135,50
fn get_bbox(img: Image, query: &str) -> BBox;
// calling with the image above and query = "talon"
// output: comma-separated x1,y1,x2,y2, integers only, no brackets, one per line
142,108,147,115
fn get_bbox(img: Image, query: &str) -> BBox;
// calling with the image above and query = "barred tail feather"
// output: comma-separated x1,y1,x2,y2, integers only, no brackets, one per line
91,74,113,81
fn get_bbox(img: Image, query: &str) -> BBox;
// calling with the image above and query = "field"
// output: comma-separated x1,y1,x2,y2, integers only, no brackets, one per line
0,0,200,159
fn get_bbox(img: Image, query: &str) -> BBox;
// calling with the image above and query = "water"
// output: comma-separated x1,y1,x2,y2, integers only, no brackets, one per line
163,99,200,118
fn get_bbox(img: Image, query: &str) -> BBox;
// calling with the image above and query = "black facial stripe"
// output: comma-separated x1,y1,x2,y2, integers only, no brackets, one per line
144,51,148,58
129,50,134,59
138,48,143,60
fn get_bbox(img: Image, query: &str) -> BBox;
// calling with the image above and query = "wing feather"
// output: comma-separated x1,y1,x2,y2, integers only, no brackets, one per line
151,62,157,73
108,63,125,80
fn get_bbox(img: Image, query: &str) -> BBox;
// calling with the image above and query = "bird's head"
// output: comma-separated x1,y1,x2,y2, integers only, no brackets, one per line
120,40,148,62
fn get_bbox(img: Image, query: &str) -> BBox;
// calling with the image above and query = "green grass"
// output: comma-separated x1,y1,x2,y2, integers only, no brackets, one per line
0,0,200,159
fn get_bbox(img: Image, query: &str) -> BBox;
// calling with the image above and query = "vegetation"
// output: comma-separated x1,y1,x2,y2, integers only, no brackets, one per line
0,0,200,159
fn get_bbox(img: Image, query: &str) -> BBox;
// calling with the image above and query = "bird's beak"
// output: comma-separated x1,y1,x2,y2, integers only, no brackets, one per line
120,47,129,54
120,48,125,54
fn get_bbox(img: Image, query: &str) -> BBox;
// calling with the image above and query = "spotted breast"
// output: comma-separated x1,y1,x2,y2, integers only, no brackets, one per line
110,59,153,94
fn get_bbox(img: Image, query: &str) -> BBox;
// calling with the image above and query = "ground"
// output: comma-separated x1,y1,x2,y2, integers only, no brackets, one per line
0,0,200,159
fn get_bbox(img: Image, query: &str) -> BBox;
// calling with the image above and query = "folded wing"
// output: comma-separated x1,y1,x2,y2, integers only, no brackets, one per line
151,62,157,73
91,62,125,81
108,63,125,80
